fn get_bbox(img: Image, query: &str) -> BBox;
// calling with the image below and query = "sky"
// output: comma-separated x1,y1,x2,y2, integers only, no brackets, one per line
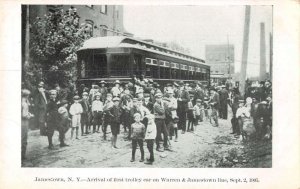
123,5,272,77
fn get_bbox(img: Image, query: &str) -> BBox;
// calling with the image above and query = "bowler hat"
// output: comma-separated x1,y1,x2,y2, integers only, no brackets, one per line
59,100,68,106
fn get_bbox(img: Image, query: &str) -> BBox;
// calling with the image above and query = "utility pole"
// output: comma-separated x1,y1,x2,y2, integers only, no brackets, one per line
25,5,30,67
239,5,251,96
227,35,231,79
270,32,273,81
259,22,267,81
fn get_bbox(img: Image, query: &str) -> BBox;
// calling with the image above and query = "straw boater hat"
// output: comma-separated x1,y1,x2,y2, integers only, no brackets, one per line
95,92,101,97
238,98,245,103
49,90,57,95
82,92,88,96
73,95,80,100
173,82,179,87
204,97,209,101
22,89,31,97
134,112,141,118
38,81,44,87
167,89,174,94
114,80,120,84
196,99,202,103
155,93,163,98
113,97,120,102
100,80,106,84
144,93,150,98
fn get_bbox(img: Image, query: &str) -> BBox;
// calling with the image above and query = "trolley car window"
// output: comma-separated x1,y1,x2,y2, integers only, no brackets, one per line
145,58,151,65
110,55,130,76
93,54,107,77
80,60,86,78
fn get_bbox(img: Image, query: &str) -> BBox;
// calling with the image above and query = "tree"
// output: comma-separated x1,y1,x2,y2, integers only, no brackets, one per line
27,7,91,88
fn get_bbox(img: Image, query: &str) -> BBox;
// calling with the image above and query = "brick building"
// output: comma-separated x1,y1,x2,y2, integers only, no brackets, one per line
25,5,132,37
205,44,235,84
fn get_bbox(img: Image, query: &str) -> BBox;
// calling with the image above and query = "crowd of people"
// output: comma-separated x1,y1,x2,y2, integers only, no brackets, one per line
21,77,272,165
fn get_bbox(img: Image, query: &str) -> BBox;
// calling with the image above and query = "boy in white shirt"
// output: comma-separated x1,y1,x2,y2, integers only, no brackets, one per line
91,93,103,133
69,95,83,139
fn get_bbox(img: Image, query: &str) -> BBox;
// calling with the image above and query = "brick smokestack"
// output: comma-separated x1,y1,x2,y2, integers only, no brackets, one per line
259,22,267,81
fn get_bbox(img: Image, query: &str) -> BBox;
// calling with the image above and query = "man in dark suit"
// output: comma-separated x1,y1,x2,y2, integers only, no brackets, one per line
177,81,190,133
193,82,204,105
80,92,91,135
46,90,59,149
209,87,220,127
143,93,153,113
230,87,241,134
219,85,229,119
99,80,108,102
34,82,48,135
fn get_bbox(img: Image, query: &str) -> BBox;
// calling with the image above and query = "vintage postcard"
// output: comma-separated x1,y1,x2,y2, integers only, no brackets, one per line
0,0,299,189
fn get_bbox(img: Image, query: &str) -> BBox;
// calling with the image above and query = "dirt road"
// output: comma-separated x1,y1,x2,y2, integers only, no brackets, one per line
23,115,272,168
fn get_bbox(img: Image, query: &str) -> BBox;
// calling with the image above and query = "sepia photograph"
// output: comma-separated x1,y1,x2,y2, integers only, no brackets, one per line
21,5,273,168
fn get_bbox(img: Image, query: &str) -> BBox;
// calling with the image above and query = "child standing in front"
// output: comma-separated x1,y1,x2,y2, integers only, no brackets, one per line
91,92,103,133
108,97,122,148
130,113,146,162
144,114,157,165
187,94,195,132
69,95,83,140
194,99,203,127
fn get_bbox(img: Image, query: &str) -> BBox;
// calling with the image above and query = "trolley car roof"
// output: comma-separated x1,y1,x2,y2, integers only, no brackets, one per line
78,36,208,66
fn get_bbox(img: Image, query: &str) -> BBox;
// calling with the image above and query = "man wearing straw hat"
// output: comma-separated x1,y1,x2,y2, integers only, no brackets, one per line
111,80,121,97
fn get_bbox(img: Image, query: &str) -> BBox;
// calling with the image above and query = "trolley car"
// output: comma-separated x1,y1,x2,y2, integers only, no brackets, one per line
76,36,210,86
